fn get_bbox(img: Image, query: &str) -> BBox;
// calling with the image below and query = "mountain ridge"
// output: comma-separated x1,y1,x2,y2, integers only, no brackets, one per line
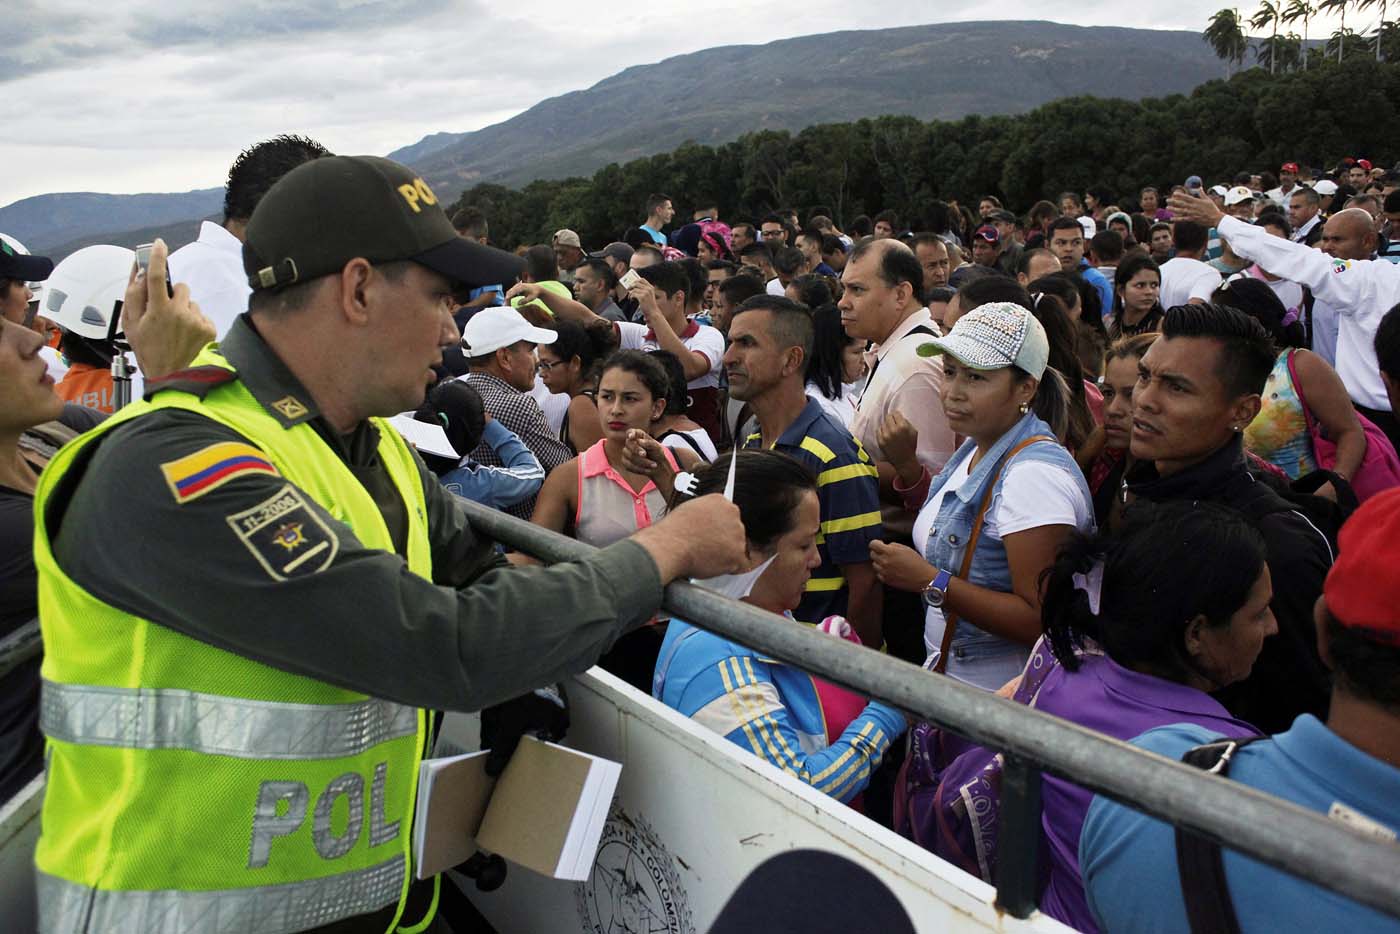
4,20,1227,257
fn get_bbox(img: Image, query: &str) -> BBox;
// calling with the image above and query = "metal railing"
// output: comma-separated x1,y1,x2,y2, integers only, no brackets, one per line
8,499,1399,922
455,497,1400,922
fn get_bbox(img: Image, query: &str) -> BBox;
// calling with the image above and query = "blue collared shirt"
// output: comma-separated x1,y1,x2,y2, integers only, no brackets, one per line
1080,715,1400,933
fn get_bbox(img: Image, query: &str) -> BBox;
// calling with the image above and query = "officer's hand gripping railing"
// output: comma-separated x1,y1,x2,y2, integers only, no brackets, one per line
454,495,1400,923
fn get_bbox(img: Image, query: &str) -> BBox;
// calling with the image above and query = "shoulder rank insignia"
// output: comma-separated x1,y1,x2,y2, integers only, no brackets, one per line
161,442,278,504
271,396,309,420
143,365,237,401
226,484,338,581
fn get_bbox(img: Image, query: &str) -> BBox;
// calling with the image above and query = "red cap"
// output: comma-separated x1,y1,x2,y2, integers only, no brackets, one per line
1280,162,1299,173
973,224,1000,244
1324,488,1400,647
1359,158,1373,171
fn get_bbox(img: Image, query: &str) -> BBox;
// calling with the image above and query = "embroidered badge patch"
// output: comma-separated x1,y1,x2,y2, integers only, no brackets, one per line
161,442,278,504
226,485,338,581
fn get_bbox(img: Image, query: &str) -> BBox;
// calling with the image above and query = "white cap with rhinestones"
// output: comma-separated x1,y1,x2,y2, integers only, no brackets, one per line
917,301,1050,380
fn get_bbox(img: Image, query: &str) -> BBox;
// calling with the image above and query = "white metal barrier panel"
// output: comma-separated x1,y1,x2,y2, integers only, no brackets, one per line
455,669,1071,934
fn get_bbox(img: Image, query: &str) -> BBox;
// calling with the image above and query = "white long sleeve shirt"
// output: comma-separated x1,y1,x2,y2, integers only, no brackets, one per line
1218,215,1397,411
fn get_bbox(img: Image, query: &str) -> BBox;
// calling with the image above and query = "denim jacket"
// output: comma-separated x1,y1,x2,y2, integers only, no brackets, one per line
921,412,1091,662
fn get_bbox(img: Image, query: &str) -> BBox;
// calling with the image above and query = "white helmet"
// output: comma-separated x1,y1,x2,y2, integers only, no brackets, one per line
42,245,135,340
0,232,46,305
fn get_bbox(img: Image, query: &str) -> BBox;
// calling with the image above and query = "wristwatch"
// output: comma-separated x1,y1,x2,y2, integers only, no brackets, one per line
921,568,953,608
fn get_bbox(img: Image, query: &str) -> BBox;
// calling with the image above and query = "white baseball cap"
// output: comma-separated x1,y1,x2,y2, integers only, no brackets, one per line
917,301,1050,381
1224,186,1255,207
1312,179,1339,196
1209,185,1230,198
461,306,557,356
1077,216,1097,239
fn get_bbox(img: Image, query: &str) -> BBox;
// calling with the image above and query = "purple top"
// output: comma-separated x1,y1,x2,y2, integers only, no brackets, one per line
1032,652,1258,932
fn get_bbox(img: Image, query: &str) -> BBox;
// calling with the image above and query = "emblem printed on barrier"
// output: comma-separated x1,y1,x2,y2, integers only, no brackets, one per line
576,807,691,934
227,484,338,581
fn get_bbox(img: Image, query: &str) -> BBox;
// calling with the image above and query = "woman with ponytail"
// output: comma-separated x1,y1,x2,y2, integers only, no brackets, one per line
901,501,1273,931
869,302,1094,690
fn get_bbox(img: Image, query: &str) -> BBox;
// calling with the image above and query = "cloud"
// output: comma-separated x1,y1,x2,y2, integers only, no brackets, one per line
2,2,1365,206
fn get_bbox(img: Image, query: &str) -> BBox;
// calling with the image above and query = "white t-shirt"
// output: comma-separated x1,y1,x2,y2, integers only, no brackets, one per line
912,456,1094,658
1159,256,1223,309
658,425,718,462
765,278,785,296
530,376,569,436
617,319,725,389
805,380,859,429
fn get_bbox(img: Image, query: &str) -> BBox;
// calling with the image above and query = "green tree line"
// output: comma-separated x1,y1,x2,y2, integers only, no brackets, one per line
448,60,1399,251
1206,0,1397,73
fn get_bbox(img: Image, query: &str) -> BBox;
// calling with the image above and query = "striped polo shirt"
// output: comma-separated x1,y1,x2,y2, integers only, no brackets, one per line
745,397,883,623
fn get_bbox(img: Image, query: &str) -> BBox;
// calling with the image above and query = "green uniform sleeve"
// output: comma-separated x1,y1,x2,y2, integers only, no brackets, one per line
50,410,664,711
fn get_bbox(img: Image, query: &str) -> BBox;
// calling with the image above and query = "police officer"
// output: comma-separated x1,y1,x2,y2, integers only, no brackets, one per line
31,156,746,934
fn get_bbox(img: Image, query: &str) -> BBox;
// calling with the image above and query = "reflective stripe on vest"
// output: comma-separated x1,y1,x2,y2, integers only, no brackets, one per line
38,859,403,934
32,345,435,934
40,680,418,760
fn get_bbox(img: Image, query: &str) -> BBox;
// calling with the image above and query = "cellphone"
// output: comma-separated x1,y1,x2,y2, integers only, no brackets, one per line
619,269,643,291
134,242,176,297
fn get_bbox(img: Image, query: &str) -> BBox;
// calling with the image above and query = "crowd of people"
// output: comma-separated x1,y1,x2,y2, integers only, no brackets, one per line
3,135,1400,933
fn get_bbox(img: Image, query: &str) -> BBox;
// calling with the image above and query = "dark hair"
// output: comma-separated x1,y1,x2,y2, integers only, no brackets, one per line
224,134,331,223
1058,191,1084,211
738,241,773,265
926,285,956,303
873,209,899,228
806,303,857,401
451,206,488,239
415,379,486,473
1015,247,1055,279
848,239,922,294
707,259,737,277
1385,190,1400,214
1256,211,1292,238
719,274,767,307
849,215,873,238
523,244,559,282
1042,500,1268,676
1375,303,1400,380
645,193,672,215
1325,612,1400,713
773,246,806,277
543,319,614,378
788,274,833,309
731,294,814,362
1086,185,1114,206
1104,331,1159,365
958,275,1033,313
647,350,689,415
687,450,817,551
1034,271,1110,378
637,261,689,300
1212,276,1304,349
1089,230,1124,263
820,234,846,256
1027,200,1058,228
1161,303,1277,397
1172,221,1209,254
677,257,707,304
599,349,669,403
59,330,112,369
1029,292,1095,451
580,257,618,290
1112,253,1163,317
1291,187,1322,207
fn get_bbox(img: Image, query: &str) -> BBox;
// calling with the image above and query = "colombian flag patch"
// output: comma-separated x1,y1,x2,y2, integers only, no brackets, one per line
161,442,278,504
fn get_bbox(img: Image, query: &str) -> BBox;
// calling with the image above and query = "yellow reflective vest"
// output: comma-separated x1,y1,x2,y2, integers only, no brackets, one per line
32,346,437,934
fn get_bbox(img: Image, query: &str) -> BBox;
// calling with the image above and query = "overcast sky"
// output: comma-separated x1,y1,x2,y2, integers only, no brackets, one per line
2,2,1363,208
